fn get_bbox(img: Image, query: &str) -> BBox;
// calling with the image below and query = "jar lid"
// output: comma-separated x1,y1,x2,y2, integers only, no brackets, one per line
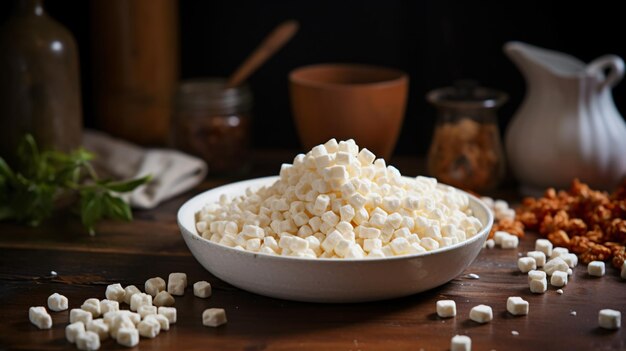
176,78,253,114
427,80,508,109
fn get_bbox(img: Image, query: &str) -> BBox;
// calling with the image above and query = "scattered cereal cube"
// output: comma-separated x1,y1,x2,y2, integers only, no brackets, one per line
202,308,227,327
86,319,109,341
81,298,101,318
194,281,212,298
65,321,85,343
588,261,605,277
152,314,170,331
137,316,161,338
123,285,141,305
562,253,578,268
70,308,93,325
518,257,537,273
550,271,568,287
598,309,621,330
501,234,519,249
29,306,52,329
47,293,68,312
507,297,529,316
544,257,569,276
138,305,157,319
158,307,177,324
116,327,139,347
99,299,119,315
130,293,152,312
105,283,125,302
167,273,187,296
529,278,547,294
451,335,471,351
76,331,100,351
526,251,546,267
535,239,553,257
153,291,176,307
622,262,626,280
436,300,456,318
469,304,493,323
550,247,569,259
527,270,546,282
145,277,166,297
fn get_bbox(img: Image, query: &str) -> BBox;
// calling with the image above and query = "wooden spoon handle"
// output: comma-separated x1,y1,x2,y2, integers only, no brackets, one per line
226,20,299,88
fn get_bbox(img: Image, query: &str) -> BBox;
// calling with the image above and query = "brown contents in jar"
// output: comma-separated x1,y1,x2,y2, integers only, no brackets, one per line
517,178,626,268
428,118,504,192
174,112,250,175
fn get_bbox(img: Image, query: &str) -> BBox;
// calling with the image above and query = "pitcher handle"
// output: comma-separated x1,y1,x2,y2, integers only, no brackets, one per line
587,55,625,89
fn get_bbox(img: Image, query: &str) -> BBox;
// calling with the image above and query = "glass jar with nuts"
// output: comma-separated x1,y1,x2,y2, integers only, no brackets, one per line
426,81,507,192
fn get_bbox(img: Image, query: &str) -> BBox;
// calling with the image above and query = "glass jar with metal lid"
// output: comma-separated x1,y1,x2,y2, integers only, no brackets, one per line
171,78,252,175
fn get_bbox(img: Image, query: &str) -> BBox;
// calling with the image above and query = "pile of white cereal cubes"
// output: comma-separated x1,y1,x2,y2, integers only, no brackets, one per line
195,139,483,259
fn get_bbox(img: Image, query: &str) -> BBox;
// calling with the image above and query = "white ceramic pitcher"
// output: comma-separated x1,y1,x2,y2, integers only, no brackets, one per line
504,41,626,194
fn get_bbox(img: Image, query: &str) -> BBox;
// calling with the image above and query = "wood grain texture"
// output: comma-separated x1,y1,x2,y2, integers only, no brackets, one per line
0,152,623,350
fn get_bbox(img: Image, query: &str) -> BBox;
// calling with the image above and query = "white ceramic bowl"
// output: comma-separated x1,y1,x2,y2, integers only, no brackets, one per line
178,176,493,303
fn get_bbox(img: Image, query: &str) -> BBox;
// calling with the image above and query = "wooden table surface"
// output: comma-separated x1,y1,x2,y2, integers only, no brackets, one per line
0,152,624,351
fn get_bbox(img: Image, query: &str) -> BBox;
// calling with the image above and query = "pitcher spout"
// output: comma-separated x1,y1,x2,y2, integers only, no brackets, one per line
504,41,586,79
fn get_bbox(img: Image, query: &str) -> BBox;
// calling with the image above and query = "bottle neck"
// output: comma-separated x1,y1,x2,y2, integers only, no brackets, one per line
16,0,45,16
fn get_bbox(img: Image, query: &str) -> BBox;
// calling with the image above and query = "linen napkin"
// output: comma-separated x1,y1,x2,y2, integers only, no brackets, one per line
83,130,208,209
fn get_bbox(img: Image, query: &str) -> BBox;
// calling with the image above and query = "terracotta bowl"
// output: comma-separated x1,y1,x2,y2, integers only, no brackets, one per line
289,64,408,159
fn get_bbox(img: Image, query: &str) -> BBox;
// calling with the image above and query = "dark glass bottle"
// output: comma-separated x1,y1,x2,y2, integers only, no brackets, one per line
0,0,82,161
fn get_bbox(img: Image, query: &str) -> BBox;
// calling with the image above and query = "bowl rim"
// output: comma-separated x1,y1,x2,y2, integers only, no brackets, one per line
178,176,493,264
288,63,408,90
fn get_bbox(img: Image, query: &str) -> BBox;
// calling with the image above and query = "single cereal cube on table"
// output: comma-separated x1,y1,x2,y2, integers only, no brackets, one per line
535,239,553,257
47,293,68,312
598,309,621,330
588,261,605,277
105,283,125,302
507,297,529,316
529,278,547,294
469,304,493,323
450,335,471,351
501,234,519,249
168,272,188,296
621,262,626,280
436,300,456,318
194,281,212,298
518,257,537,273
29,306,52,329
202,308,227,327
550,271,568,287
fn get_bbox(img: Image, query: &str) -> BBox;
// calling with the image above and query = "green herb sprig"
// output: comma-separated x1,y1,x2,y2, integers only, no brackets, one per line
0,135,150,234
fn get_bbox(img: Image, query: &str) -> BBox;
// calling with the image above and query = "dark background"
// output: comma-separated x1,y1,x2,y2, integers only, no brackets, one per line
2,0,625,156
